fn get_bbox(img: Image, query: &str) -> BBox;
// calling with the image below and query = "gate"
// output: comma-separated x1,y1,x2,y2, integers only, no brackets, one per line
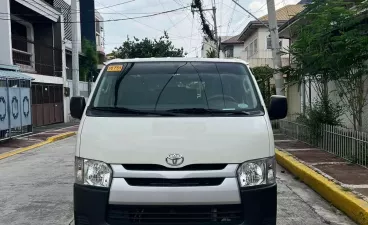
31,83,64,126
0,76,33,141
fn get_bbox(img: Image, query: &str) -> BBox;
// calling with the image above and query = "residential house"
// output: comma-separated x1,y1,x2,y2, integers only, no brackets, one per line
237,4,305,68
0,0,105,127
220,35,244,59
0,0,66,127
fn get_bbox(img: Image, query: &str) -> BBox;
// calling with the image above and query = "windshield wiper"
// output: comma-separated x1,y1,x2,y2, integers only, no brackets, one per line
90,107,176,116
166,108,254,115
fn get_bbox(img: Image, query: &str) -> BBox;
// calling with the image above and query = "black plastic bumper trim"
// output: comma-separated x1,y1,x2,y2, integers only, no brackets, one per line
240,183,277,225
74,183,276,225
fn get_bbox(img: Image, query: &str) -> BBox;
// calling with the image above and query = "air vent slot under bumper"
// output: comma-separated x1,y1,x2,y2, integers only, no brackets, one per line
124,178,225,187
107,204,243,225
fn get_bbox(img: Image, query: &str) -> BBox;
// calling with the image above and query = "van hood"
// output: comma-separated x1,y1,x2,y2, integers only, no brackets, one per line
78,116,272,165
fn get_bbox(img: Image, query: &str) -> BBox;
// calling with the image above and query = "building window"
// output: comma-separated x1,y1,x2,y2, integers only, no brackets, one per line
11,16,35,69
249,43,253,57
253,39,258,53
225,47,234,58
267,37,282,49
95,18,101,34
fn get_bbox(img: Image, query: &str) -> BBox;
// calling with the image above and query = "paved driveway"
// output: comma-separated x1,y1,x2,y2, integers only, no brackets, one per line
0,137,355,225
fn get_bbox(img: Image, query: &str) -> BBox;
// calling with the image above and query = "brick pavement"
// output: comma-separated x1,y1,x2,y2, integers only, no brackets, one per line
0,123,79,155
274,131,368,202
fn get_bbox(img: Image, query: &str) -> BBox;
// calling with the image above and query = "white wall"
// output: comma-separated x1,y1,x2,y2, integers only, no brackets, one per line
297,77,368,132
201,39,216,58
219,44,244,59
64,80,92,122
0,0,13,66
240,27,290,67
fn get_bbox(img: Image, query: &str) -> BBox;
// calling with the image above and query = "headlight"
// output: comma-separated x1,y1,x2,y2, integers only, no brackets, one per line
237,157,276,187
75,157,112,188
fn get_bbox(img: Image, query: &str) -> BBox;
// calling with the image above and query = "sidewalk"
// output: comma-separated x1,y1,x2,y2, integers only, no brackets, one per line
274,131,368,224
274,131,368,201
0,122,79,155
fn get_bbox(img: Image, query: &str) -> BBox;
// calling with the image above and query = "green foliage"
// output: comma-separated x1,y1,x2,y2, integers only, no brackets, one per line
80,38,98,82
296,98,344,144
206,48,217,58
112,32,185,58
252,66,275,104
289,0,368,130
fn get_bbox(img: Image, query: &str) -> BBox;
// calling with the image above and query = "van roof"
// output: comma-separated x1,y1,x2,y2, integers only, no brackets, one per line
105,57,249,66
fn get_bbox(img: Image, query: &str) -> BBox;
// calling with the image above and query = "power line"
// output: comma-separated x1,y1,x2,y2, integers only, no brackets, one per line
158,0,189,47
226,1,237,36
95,0,135,10
0,6,190,24
94,0,192,41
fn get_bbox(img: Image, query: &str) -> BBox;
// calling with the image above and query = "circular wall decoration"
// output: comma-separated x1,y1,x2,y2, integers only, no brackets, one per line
12,96,19,120
0,96,6,121
23,96,30,118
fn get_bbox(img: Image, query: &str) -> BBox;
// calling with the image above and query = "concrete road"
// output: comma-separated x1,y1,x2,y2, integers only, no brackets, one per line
0,137,356,225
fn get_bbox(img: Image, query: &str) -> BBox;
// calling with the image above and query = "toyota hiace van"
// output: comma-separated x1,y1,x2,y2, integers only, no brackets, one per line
70,58,287,225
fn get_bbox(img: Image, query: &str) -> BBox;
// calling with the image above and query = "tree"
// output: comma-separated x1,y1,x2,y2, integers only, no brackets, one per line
288,0,368,130
112,32,185,58
252,66,275,105
206,48,217,58
80,38,98,82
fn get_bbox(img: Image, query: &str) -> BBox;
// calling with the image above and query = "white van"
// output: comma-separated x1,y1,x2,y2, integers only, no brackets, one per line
70,58,287,225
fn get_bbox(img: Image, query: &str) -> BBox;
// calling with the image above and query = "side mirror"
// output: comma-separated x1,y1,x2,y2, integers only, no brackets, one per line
268,95,287,120
70,97,86,119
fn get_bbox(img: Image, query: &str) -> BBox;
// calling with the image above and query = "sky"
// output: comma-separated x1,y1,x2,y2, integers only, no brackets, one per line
95,0,300,57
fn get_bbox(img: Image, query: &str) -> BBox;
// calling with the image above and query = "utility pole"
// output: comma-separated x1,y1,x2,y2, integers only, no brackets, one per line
266,0,284,96
232,0,284,96
212,0,219,57
191,0,219,58
71,0,80,96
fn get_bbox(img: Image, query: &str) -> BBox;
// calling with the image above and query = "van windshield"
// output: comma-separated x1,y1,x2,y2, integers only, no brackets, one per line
89,61,263,116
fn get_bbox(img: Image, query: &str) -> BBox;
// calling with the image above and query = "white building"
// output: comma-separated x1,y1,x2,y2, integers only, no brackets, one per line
0,0,104,126
218,5,305,68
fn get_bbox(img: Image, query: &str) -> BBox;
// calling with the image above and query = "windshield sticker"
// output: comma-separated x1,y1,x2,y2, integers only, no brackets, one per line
238,103,249,108
107,65,123,72
222,108,236,111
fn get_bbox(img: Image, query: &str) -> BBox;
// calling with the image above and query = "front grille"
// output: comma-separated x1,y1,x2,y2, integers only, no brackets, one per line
122,164,227,171
107,205,243,225
125,178,225,187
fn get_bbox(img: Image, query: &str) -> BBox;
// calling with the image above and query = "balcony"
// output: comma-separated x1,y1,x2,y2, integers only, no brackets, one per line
12,36,63,77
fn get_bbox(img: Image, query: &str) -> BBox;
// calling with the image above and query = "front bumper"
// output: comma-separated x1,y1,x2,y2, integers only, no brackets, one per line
74,183,276,225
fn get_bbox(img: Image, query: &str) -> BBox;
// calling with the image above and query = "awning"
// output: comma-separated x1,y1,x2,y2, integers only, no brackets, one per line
0,70,34,80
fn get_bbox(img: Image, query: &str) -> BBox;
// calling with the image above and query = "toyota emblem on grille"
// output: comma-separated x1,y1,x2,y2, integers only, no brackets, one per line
166,154,184,166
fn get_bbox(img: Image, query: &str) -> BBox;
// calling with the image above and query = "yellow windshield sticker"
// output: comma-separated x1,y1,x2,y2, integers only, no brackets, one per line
107,65,123,72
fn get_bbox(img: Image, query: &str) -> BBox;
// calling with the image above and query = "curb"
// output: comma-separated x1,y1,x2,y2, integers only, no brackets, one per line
276,149,368,225
0,132,77,160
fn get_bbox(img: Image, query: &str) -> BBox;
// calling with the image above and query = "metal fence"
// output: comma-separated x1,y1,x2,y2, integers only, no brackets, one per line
0,77,33,141
275,119,368,168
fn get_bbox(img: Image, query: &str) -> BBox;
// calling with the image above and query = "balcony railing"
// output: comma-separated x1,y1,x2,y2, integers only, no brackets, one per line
12,36,63,77
12,49,32,65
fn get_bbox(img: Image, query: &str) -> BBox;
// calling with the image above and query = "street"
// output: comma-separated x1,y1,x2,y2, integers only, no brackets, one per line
0,137,356,225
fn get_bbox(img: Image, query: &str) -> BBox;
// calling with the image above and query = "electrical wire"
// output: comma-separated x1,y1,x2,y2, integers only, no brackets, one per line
226,1,237,36
93,0,191,40
0,6,190,24
95,0,135,10
158,0,189,46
